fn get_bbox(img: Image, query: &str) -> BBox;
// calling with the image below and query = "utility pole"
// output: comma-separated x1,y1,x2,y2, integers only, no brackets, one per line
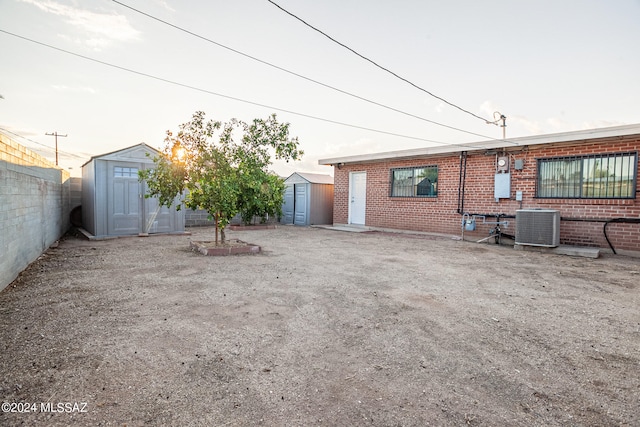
486,112,507,139
45,132,67,166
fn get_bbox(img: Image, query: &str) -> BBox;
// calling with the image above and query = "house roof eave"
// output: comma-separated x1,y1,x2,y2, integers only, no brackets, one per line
318,123,640,166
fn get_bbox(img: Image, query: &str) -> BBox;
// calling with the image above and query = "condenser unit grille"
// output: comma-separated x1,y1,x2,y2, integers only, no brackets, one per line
515,209,560,247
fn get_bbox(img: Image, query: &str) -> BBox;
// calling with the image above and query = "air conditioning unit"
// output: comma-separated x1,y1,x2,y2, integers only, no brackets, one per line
515,209,560,247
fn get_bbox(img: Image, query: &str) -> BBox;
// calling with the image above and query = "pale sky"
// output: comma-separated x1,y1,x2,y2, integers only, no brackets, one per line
1,0,639,177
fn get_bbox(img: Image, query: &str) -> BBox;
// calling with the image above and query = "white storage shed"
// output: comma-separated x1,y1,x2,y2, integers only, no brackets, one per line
281,172,334,226
81,143,184,238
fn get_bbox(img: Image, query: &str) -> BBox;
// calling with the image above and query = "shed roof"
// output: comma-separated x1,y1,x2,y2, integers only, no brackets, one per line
82,143,160,168
285,172,334,185
318,123,640,166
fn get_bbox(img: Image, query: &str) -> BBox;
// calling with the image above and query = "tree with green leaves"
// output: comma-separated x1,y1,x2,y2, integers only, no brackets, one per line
237,170,286,225
139,111,302,244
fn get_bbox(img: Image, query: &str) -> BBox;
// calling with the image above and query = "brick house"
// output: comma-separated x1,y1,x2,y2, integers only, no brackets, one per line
319,124,640,255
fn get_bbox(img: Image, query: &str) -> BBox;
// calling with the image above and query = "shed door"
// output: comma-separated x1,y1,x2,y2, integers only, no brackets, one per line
109,164,142,235
281,184,294,224
143,186,175,234
294,184,308,225
349,172,366,225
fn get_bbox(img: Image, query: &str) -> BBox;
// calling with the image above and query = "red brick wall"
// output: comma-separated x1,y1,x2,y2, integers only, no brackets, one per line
332,135,640,253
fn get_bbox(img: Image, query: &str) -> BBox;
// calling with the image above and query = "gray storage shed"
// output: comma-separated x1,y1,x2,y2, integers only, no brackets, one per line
281,172,334,226
81,143,184,238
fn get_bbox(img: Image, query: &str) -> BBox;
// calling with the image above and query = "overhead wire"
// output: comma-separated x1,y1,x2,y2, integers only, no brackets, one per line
0,126,90,160
0,28,500,149
266,0,492,124
111,0,503,143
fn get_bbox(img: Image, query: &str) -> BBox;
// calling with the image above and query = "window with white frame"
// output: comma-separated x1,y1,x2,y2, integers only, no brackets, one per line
536,152,637,199
114,166,139,178
390,166,438,197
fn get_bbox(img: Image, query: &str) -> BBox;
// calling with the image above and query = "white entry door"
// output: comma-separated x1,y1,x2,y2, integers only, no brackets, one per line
349,172,366,225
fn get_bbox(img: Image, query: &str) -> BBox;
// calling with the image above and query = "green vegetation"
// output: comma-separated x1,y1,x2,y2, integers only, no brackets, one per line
139,111,302,244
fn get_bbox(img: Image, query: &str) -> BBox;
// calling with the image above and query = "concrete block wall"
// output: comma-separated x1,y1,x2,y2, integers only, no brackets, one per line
185,208,215,227
70,176,82,208
185,208,278,227
0,133,72,290
333,135,640,253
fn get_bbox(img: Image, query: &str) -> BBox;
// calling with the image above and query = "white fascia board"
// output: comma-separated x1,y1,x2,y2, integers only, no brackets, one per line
318,124,640,166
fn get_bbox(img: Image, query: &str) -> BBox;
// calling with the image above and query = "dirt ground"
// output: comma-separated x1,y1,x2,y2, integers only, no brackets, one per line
0,225,638,426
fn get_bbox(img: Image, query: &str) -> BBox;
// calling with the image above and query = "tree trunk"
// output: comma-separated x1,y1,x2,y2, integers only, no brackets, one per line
214,212,219,245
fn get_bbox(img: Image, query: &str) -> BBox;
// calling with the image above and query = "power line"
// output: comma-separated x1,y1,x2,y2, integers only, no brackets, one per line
266,0,491,124
0,127,88,160
1,28,497,149
111,0,498,142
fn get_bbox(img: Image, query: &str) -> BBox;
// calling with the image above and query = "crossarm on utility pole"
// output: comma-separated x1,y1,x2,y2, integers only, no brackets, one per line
45,132,68,166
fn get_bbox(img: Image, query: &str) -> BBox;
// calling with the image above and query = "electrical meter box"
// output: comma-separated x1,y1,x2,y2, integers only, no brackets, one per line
494,173,511,200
